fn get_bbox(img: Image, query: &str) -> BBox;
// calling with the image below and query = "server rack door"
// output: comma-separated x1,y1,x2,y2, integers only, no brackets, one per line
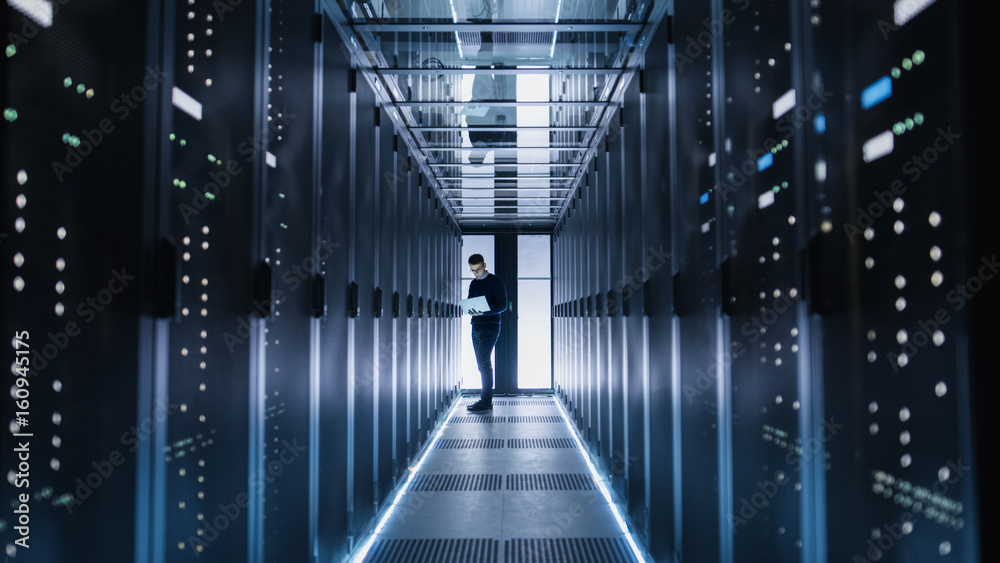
375,110,395,509
643,30,680,559
394,150,412,479
1,3,151,561
599,145,616,477
719,1,809,561
350,78,377,535
813,1,979,561
417,178,429,445
259,4,317,560
622,75,649,533
673,0,726,559
599,131,620,499
407,177,421,460
316,17,353,561
580,174,607,452
160,1,264,559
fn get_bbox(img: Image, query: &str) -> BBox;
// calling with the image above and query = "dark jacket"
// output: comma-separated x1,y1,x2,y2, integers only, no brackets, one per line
468,272,507,325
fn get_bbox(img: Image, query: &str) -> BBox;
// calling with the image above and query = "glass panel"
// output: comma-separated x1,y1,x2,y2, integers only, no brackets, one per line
517,234,551,278
335,0,651,228
460,235,495,390
517,235,552,389
352,0,643,24
517,280,552,389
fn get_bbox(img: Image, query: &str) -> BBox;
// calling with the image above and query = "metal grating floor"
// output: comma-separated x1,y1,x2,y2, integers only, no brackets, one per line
365,396,639,563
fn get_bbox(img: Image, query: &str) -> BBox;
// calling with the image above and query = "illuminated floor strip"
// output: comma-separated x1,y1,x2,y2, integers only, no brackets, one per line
553,398,649,563
349,398,466,563
349,396,649,563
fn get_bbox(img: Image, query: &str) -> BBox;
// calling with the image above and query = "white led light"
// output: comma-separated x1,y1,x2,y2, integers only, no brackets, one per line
758,190,775,209
554,399,648,563
348,399,466,562
773,88,796,119
894,0,937,26
814,160,827,181
7,0,53,27
172,86,203,121
266,151,277,168
863,130,894,162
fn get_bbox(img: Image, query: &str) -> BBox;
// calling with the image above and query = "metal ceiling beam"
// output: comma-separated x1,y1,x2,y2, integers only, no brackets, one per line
352,23,642,33
437,173,576,178
396,101,611,107
413,126,597,131
430,162,578,167
443,188,573,191
380,67,621,75
452,204,564,208
422,146,587,151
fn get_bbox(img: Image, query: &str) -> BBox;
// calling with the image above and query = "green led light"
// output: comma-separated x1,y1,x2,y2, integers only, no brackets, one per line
772,186,780,193
771,147,778,154
904,118,914,130
893,123,906,135
173,178,180,186
781,139,788,147
3,108,17,122
280,223,288,229
85,88,94,99
914,112,924,125
205,192,216,200
63,77,72,87
902,58,913,71
5,45,15,57
278,193,285,198
63,133,71,143
207,154,216,162
70,137,80,147
169,133,176,141
76,83,86,94
891,67,901,79
179,139,186,146
179,181,187,188
913,50,925,65
781,181,789,188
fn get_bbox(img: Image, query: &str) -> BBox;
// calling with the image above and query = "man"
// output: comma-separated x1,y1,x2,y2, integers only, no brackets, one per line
466,254,507,412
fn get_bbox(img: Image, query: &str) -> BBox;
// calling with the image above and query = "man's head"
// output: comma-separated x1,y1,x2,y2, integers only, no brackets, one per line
468,254,486,279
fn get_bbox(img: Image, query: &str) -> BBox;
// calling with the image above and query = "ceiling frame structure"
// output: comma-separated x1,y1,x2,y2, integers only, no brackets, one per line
322,0,672,229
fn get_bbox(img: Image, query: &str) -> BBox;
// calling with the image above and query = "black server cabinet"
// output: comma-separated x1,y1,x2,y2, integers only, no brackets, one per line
394,150,412,480
350,69,377,539
159,0,266,560
813,1,979,561
259,4,318,561
622,74,649,538
375,107,395,510
672,0,728,560
720,1,813,561
1,2,154,561
595,150,612,474
643,28,680,561
316,13,353,562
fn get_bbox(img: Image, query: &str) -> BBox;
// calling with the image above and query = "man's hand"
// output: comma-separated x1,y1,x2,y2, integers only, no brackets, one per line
469,308,482,316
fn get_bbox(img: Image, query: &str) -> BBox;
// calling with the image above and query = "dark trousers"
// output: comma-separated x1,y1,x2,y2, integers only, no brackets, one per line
472,323,501,402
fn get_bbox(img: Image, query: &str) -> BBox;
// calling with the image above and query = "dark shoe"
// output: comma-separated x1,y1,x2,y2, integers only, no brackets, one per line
467,400,493,412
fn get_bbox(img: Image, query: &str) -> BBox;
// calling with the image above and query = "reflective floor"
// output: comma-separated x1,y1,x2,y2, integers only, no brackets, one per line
362,397,642,562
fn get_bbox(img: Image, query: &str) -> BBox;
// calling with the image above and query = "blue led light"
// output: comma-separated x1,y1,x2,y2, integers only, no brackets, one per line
700,192,710,205
861,75,892,109
814,113,826,134
757,152,774,172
